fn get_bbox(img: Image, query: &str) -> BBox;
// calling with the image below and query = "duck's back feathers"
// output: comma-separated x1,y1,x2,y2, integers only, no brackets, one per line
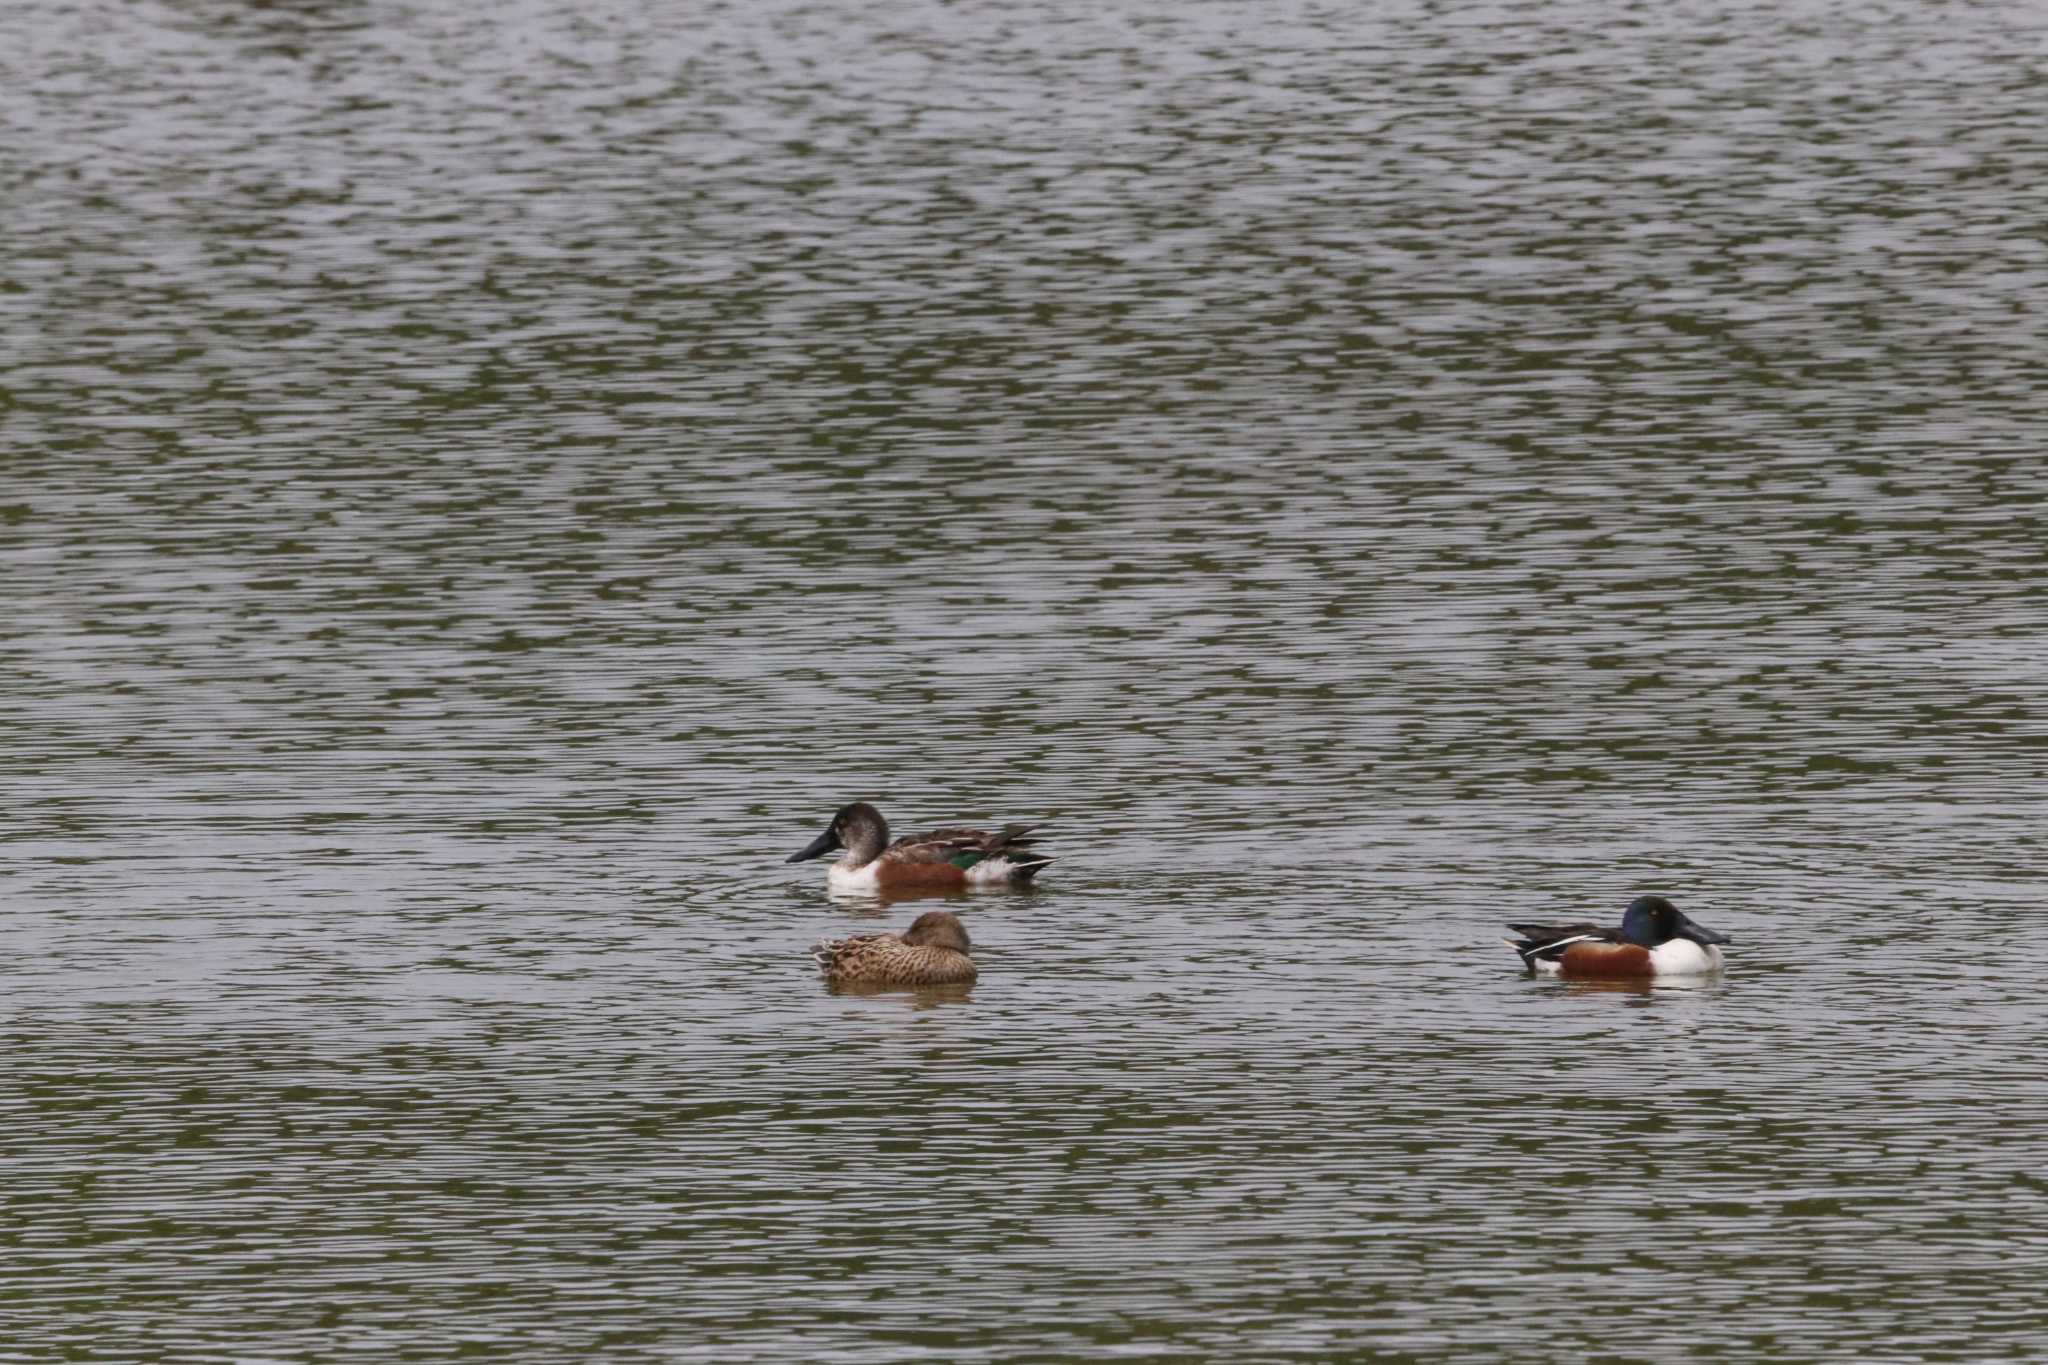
881,823,1054,881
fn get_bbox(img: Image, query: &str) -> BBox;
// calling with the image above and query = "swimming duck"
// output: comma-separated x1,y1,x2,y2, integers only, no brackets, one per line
1505,895,1732,978
786,801,1052,893
812,909,978,988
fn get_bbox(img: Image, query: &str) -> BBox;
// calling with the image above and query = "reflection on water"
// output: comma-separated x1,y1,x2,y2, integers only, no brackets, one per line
5,0,2047,1358
1546,974,1706,999
817,869,1051,907
822,980,977,1003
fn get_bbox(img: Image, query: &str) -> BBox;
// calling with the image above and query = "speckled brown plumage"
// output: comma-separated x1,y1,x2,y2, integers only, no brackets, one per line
812,910,978,988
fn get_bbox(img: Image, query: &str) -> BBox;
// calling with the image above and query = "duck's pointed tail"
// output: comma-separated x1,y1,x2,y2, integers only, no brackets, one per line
1504,923,1608,965
1009,855,1054,881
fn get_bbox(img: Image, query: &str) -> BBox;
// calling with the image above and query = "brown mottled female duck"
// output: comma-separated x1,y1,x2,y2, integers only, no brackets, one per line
812,910,978,988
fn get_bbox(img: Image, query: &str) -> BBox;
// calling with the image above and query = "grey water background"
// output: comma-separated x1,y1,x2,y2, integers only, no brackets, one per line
4,0,2047,1358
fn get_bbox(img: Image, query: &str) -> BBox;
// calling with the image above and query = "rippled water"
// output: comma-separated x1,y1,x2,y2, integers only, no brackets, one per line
6,0,2048,1358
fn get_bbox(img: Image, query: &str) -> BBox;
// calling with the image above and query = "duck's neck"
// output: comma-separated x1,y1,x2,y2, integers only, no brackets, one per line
839,817,888,867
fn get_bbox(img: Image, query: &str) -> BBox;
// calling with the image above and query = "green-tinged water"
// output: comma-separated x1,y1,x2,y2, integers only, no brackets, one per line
4,0,2046,1359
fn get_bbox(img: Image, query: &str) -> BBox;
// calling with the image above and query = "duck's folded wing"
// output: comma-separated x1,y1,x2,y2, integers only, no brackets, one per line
816,932,915,979
883,830,985,864
1504,922,1619,964
887,824,1043,864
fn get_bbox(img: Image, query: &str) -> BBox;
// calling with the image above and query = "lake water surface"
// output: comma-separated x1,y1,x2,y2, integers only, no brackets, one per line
4,0,2047,1359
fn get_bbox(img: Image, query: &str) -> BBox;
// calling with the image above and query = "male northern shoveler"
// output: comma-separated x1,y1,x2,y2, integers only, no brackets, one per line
785,801,1052,893
812,909,977,988
1505,895,1732,978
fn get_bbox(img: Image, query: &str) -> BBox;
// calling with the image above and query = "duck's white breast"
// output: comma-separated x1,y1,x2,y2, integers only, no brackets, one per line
1649,939,1725,975
827,859,880,891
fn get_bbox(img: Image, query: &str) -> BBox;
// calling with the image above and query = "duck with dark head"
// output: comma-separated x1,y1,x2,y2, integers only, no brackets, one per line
787,801,1052,894
1505,895,1732,978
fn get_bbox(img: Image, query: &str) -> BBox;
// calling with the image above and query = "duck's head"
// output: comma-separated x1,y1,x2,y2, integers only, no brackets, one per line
1621,895,1731,949
901,909,971,954
786,801,890,865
